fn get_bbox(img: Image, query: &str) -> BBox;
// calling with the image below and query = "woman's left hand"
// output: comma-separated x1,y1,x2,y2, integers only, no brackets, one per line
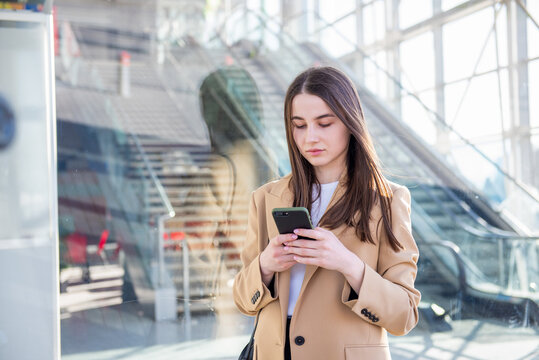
284,227,364,276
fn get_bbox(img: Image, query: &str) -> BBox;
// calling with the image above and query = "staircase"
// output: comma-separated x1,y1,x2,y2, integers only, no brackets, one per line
127,140,252,312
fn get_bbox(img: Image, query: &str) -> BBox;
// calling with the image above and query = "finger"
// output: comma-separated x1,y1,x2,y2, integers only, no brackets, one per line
277,256,299,268
279,263,298,272
272,233,298,245
284,239,319,249
284,246,317,257
276,252,297,261
293,228,322,240
293,255,317,265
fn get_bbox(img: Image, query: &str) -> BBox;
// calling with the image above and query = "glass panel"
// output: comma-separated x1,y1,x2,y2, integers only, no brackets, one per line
445,73,504,139
401,90,437,145
320,15,356,58
373,0,385,42
495,4,508,68
399,0,432,29
530,60,539,129
528,2,539,59
319,0,355,23
263,0,280,18
362,3,375,45
498,68,512,132
443,7,496,83
400,31,435,92
364,51,388,100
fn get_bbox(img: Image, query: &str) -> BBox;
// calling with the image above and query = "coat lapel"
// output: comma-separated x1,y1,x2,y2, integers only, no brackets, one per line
264,178,293,341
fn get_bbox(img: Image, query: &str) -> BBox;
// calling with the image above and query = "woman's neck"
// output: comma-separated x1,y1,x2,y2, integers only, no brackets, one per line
314,164,345,184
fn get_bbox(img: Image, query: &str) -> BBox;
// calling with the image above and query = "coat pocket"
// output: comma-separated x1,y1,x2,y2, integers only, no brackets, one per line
344,344,391,360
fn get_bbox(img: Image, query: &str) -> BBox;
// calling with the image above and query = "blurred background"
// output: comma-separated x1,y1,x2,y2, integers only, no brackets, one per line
0,0,538,359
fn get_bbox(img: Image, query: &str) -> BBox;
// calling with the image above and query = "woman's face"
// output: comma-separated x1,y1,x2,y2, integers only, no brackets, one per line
291,93,351,183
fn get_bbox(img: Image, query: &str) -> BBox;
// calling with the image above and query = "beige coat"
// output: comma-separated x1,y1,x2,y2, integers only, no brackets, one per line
233,174,421,360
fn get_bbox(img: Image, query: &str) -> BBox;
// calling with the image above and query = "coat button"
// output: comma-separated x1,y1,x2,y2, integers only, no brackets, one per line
294,336,305,346
361,308,367,315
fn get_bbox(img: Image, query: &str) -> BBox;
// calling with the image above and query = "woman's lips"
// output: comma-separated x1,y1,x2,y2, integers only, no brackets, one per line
306,149,323,156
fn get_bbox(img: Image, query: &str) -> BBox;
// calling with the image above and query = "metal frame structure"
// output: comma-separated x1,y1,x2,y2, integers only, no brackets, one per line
269,0,538,190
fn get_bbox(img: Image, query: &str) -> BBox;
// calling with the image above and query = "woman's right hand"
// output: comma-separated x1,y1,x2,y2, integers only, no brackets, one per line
259,233,298,286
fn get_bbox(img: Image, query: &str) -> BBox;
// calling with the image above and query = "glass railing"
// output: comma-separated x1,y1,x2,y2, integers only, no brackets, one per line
57,53,176,313
209,7,539,304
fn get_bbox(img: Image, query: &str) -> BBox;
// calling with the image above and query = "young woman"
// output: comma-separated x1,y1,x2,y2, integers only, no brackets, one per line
233,66,420,360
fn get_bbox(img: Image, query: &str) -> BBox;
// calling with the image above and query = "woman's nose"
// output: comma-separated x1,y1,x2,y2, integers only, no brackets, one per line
306,126,319,142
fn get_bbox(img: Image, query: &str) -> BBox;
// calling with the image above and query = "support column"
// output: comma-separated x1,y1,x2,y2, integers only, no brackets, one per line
433,0,450,154
507,0,532,185
281,0,308,42
385,0,401,116
353,0,365,81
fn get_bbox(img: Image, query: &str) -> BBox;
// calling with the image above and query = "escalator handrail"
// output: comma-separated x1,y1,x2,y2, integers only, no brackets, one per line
420,240,467,294
421,240,539,303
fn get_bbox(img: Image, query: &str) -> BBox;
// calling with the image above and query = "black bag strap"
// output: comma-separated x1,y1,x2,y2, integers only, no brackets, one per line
239,313,260,360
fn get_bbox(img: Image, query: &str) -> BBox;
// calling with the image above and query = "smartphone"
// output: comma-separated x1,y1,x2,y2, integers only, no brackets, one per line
272,207,315,240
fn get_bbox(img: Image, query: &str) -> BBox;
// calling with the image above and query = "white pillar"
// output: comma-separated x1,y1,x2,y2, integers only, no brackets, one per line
507,0,532,185
385,0,401,115
433,0,450,154
353,0,365,81
0,10,59,360
281,0,308,42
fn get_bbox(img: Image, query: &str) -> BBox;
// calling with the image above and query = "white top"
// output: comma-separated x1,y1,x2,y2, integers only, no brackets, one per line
287,180,339,316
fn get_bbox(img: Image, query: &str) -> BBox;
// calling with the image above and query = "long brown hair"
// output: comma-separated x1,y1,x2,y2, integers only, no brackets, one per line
284,66,403,252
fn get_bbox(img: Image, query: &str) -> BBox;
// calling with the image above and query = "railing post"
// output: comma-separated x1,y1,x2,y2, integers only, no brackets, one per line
119,51,131,97
498,238,505,287
182,238,191,340
158,215,166,287
154,214,176,321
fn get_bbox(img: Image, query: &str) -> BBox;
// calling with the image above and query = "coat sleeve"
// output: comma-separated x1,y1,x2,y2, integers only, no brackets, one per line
341,186,421,335
233,191,278,315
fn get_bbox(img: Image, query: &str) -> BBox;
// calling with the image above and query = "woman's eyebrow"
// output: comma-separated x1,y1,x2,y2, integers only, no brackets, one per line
291,114,336,121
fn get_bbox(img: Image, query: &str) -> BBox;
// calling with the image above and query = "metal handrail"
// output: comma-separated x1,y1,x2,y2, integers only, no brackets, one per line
129,133,175,218
421,240,468,294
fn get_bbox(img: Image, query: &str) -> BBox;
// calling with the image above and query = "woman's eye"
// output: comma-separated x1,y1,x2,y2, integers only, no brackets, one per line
319,123,331,128
294,124,306,129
